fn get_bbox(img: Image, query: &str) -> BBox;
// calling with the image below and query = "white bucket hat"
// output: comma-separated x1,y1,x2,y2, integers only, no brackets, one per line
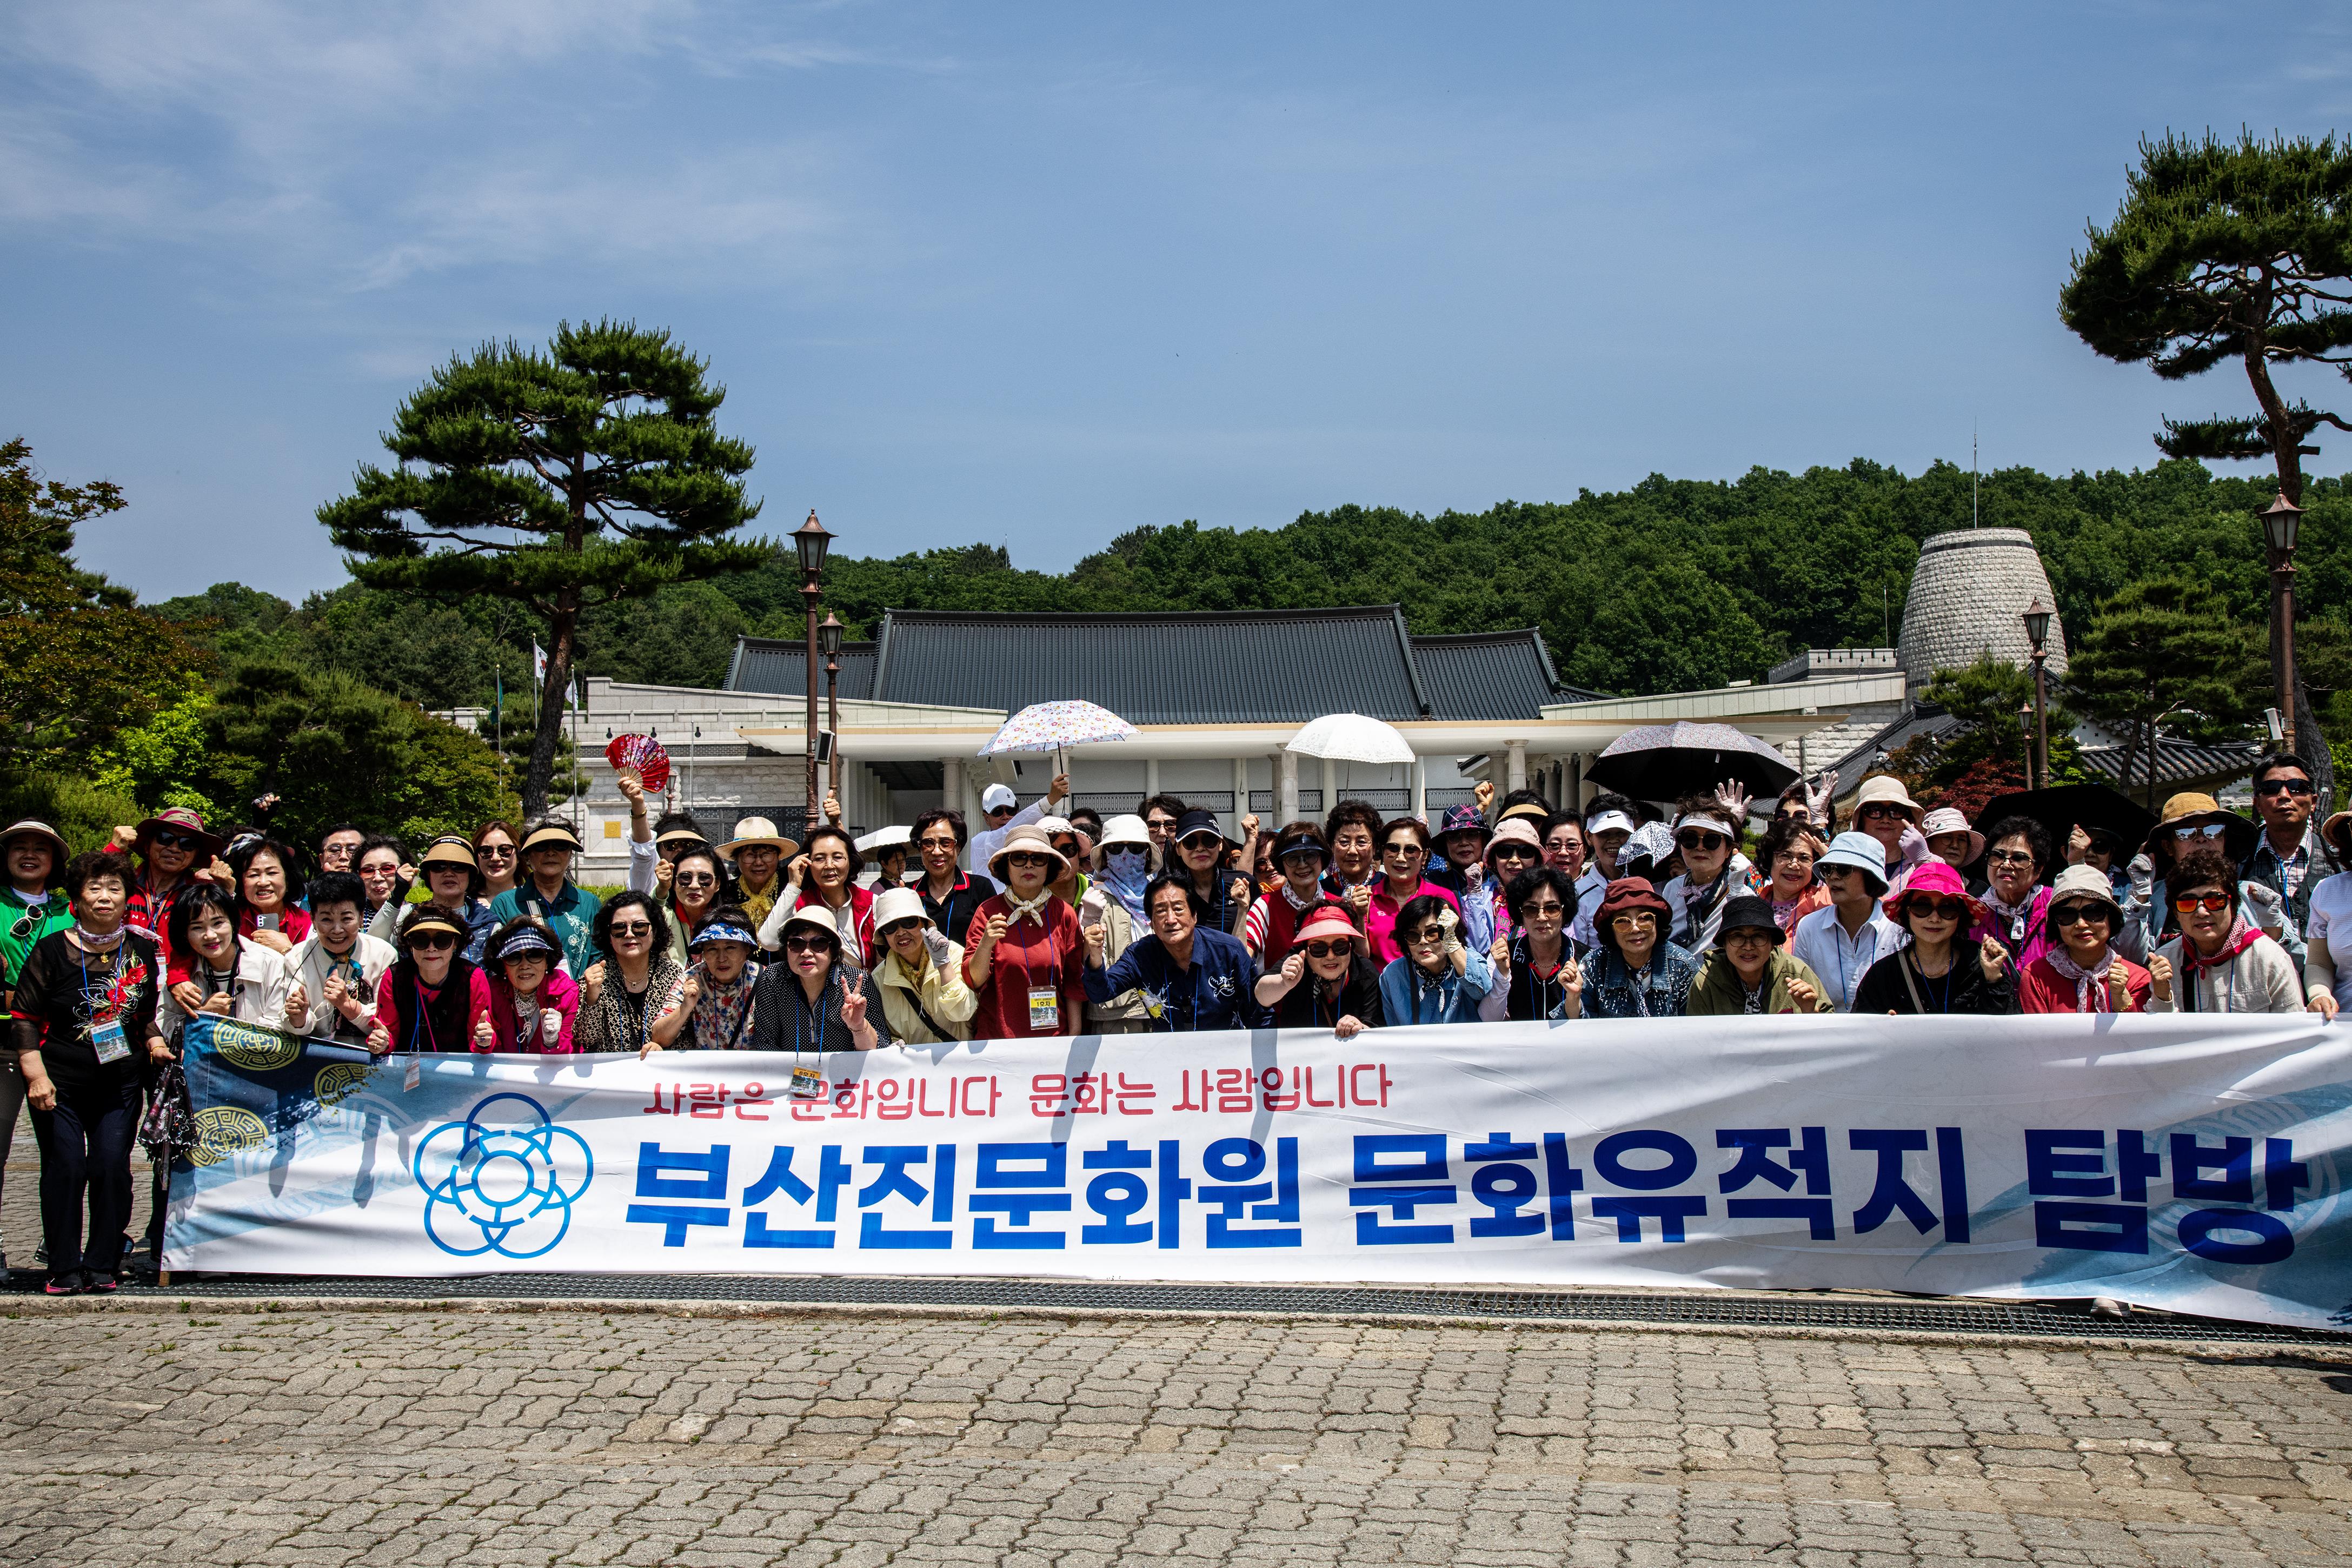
1918,807,1985,865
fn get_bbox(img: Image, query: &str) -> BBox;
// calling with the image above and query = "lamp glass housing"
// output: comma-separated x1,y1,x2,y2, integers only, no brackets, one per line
2262,494,2303,554
793,511,833,575
818,613,845,657
2021,601,2051,654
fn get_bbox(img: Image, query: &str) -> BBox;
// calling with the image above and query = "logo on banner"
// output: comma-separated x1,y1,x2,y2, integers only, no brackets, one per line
414,1093,593,1259
211,1020,303,1072
186,1105,268,1167
314,1064,370,1106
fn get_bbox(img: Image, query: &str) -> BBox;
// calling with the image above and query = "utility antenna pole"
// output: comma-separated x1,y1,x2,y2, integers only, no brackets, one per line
1972,423,1980,528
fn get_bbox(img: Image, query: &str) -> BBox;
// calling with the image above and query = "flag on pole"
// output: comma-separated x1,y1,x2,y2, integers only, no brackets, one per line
532,641,547,687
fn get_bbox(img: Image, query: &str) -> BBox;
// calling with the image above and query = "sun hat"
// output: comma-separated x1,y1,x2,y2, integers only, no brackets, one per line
1592,877,1671,951
133,806,226,858
1882,859,1991,926
1497,801,1551,828
1270,822,1327,864
869,885,932,934
400,907,468,946
418,835,479,869
1852,775,1923,822
1293,904,1360,947
778,903,843,948
2143,792,2257,863
0,820,69,888
687,917,759,952
1481,818,1544,864
1673,806,1739,836
1585,809,1639,838
1918,807,1985,866
1037,815,1094,863
717,815,799,859
980,782,1019,813
1816,831,1890,895
1714,893,1784,946
1433,804,1492,854
2324,810,2352,857
1095,814,1152,853
2043,864,2122,930
988,823,1070,882
520,822,584,855
489,922,559,962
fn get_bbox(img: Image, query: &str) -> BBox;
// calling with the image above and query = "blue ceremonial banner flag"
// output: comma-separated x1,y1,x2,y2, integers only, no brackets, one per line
164,1012,2352,1331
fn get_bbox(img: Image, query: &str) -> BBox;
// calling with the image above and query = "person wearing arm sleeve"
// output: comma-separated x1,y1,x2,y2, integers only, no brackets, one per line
620,775,659,894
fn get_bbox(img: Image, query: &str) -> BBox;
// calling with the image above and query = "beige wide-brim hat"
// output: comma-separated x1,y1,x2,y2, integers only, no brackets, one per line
1852,775,1923,821
988,823,1070,882
779,903,841,944
1918,807,1985,865
719,815,800,860
870,885,931,932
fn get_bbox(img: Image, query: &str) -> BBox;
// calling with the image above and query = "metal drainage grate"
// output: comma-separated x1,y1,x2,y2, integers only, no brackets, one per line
24,1271,2347,1345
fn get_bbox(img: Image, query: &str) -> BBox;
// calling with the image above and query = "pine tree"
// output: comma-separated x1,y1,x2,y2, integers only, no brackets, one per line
317,320,768,815
2064,580,2255,809
2059,130,2352,795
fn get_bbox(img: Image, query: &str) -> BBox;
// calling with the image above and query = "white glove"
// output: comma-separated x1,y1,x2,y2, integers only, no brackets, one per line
540,1010,561,1045
923,928,953,968
2128,854,2155,899
2243,880,2286,935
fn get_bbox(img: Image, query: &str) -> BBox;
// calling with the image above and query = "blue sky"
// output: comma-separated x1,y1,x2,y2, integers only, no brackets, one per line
5,2,2351,601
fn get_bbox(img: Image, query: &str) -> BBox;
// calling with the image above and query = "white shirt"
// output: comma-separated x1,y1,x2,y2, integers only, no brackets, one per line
967,797,1052,875
1789,903,1905,1013
2306,869,2352,1007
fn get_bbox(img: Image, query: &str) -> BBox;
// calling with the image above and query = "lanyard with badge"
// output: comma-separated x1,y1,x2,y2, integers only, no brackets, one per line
789,972,830,1100
78,945,134,1064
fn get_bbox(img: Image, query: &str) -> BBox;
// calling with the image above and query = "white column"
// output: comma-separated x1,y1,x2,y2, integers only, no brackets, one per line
1146,758,1160,800
1505,739,1529,793
1232,756,1249,835
942,756,964,823
1277,750,1298,827
1411,756,1427,822
1320,757,1337,813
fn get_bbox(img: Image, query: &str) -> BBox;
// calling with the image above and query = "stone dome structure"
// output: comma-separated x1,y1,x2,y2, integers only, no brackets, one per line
1896,527,2067,691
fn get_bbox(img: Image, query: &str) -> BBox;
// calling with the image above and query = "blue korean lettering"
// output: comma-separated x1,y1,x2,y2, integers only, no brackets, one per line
1461,1133,1585,1240
2177,1208,2294,1265
2175,1134,2306,1266
1718,1127,1833,1240
2025,1130,2144,1254
972,1142,1071,1250
740,1143,853,1249
1849,1128,1971,1243
1200,1137,1301,1248
1590,1130,1706,1243
1349,1134,1454,1245
2266,1137,2310,1211
858,1143,958,1249
626,1142,731,1246
2170,1133,2253,1204
1079,1139,1154,1246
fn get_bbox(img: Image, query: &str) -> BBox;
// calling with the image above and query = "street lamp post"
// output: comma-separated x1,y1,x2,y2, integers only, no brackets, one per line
819,612,845,803
2022,599,2052,790
2262,493,2303,755
792,510,833,835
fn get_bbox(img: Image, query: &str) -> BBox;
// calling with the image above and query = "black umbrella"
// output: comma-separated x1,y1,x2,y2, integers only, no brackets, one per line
1972,785,2157,861
1587,722,1799,802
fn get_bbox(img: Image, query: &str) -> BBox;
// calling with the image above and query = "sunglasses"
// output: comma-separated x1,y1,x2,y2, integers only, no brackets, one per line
2171,822,2228,841
880,919,927,939
917,836,959,851
1675,829,1729,852
1051,841,1080,859
1382,842,1425,858
673,872,717,887
2050,902,2110,927
2171,891,2233,915
477,843,516,859
1005,851,1053,868
1278,847,1326,865
1858,804,1909,822
1147,818,1179,831
1520,900,1565,918
1491,846,1538,862
611,921,653,937
8,910,37,941
785,933,833,953
2255,778,2315,796
408,931,459,951
1986,849,2037,867
1905,898,1968,922
1610,912,1657,928
150,829,201,852
1303,939,1351,959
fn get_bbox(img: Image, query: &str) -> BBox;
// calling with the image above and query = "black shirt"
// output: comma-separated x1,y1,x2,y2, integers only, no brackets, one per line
10,929,162,1089
917,872,995,952
749,965,894,1054
1852,949,2019,1015
1267,955,1386,1030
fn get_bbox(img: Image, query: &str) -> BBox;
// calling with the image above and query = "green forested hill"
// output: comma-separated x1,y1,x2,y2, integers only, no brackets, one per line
158,456,2347,707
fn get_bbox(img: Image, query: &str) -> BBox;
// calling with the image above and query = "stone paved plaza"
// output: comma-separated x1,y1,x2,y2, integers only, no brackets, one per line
2,1298,2349,1567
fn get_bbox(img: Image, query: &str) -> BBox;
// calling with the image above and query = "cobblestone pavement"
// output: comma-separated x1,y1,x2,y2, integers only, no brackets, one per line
2,1301,2348,1567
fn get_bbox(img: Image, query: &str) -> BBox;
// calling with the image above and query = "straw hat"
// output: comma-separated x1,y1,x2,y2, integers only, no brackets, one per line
717,815,800,859
2143,792,2257,863
520,822,584,855
133,806,226,858
0,820,69,888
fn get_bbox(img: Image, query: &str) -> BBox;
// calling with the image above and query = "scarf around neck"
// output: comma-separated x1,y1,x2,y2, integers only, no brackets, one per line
2183,914,2261,975
1100,851,1151,922
2045,944,2117,1012
1004,888,1055,927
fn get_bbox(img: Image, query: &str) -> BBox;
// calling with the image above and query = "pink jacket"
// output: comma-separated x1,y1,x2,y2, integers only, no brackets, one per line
479,966,580,1053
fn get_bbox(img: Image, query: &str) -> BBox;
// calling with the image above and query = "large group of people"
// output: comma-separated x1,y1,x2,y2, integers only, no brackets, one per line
2,747,2341,1293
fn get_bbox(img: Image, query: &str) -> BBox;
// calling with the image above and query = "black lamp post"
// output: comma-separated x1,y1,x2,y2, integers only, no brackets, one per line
793,510,833,828
2022,599,2052,790
819,612,845,802
2262,493,2303,755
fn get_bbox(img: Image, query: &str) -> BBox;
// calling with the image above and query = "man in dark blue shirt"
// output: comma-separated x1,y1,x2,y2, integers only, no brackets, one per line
1082,874,1264,1032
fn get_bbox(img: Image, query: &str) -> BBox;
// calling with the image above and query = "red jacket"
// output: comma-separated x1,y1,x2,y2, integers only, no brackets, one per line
2019,952,2151,1014
962,894,1085,1040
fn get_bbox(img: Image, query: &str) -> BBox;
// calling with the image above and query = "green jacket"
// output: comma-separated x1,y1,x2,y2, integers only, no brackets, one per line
1,886,75,992
1687,949,1835,1016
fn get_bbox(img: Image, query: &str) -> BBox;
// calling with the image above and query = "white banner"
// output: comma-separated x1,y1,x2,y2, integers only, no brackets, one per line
167,1013,2352,1330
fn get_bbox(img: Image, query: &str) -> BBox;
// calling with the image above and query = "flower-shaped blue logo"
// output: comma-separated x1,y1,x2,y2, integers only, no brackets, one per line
414,1092,593,1258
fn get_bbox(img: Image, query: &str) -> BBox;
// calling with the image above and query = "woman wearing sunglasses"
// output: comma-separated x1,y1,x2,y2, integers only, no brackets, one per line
579,892,691,1053
471,820,522,900
1084,815,1159,1033
680,907,763,1049
373,907,491,1057
1478,866,1585,1022
367,835,495,962
1852,861,2017,1015
2145,843,2309,1014
1363,818,1460,966
1376,894,1493,1026
1470,818,1546,952
473,918,580,1053
2018,865,2150,1014
1582,877,1700,1019
963,825,1087,1040
661,844,730,967
749,905,886,1053
867,886,976,1045
1258,902,1384,1036
1660,795,1761,951
110,806,227,947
